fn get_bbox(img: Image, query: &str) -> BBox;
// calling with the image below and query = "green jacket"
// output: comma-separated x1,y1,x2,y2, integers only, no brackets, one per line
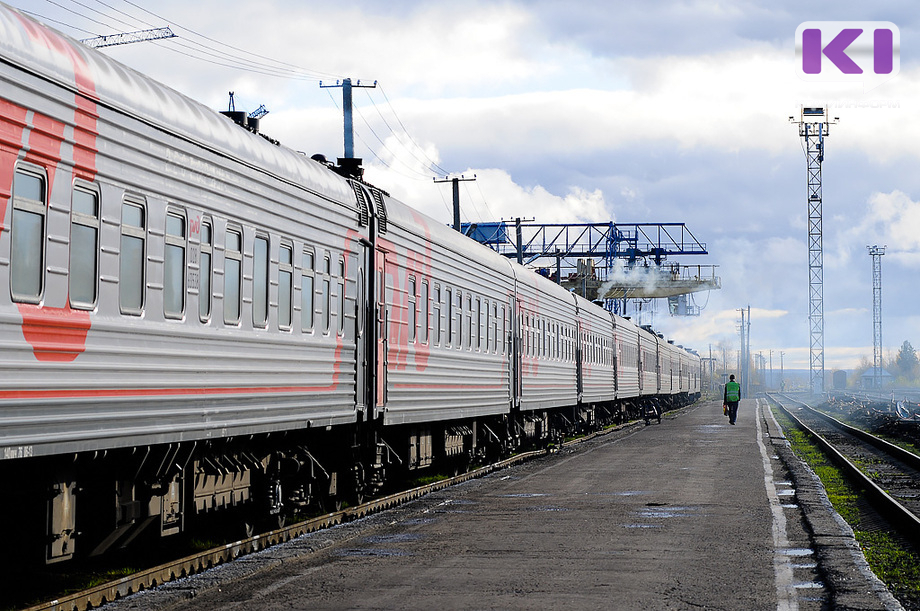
724,381,741,403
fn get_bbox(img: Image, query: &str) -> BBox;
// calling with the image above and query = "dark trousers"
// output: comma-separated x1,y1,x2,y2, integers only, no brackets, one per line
727,401,739,424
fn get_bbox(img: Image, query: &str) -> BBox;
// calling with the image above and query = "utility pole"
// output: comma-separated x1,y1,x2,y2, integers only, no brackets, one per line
737,306,752,397
434,175,477,231
780,351,785,392
868,245,886,390
746,305,751,397
738,308,746,397
791,106,838,397
515,218,524,264
320,78,377,161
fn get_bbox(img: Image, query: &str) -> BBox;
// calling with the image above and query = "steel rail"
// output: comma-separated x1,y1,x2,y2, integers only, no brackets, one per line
769,394,920,548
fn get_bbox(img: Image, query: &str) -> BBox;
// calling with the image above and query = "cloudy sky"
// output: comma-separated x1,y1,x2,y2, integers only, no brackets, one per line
9,0,920,374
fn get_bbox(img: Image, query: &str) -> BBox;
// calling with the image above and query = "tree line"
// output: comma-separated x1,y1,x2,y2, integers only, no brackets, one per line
852,340,920,387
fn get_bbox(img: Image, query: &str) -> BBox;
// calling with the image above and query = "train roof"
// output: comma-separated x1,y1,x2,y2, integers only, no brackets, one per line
0,3,354,206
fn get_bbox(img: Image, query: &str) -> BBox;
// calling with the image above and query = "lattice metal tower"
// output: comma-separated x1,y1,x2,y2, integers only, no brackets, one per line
791,107,837,396
868,245,886,390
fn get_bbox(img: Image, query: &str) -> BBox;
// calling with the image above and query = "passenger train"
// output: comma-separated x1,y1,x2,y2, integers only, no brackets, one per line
0,4,700,566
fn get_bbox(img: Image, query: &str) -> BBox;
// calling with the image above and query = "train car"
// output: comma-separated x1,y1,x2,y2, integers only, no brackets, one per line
613,313,640,401
0,5,701,569
637,325,660,396
513,265,579,414
657,336,675,397
574,293,616,413
371,194,517,468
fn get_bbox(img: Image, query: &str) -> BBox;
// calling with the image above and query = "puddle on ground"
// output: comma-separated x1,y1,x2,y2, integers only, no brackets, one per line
337,548,412,558
638,505,697,519
498,493,549,498
363,533,422,544
623,523,662,529
522,506,569,512
793,581,825,590
792,561,818,570
780,548,814,557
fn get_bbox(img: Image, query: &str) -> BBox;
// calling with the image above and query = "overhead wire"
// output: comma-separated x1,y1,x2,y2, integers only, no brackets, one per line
29,0,478,216
16,8,97,36
361,88,442,178
114,0,340,80
352,102,436,180
373,84,451,177
474,178,498,220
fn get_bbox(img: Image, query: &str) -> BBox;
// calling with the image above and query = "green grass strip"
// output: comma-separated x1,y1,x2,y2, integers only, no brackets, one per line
773,407,920,605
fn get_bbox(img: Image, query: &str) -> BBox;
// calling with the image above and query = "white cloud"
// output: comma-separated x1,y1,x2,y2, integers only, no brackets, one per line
837,190,920,268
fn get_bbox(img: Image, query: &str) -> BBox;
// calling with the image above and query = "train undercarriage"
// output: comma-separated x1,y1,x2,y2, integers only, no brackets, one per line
0,393,697,571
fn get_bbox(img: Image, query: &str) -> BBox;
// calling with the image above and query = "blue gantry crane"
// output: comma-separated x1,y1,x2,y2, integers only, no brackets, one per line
461,219,720,316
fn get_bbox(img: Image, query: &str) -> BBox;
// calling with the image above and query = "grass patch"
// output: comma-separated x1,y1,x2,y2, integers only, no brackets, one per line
773,406,920,607
78,566,138,590
409,473,451,487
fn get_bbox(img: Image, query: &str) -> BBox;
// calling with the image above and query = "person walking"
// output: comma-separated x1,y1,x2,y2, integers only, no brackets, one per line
723,374,741,425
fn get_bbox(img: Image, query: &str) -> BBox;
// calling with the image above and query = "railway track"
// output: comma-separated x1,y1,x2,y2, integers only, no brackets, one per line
769,393,920,548
19,422,638,611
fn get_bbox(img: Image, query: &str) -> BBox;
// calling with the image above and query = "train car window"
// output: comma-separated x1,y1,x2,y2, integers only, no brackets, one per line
278,242,293,330
69,184,99,308
199,220,212,321
529,316,535,357
10,168,46,303
337,257,345,335
501,306,506,354
164,210,186,319
252,234,269,328
433,284,441,346
484,301,491,352
477,298,485,351
119,199,146,314
484,300,491,352
408,276,417,342
463,293,472,350
490,303,497,353
224,227,242,325
542,320,547,358
469,295,477,350
420,280,429,344
301,249,315,332
446,287,453,347
322,255,331,334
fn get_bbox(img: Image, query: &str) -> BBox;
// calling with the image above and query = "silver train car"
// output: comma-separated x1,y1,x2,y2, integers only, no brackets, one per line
0,4,700,566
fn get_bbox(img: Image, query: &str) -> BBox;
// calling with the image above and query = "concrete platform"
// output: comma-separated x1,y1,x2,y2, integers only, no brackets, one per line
106,399,903,611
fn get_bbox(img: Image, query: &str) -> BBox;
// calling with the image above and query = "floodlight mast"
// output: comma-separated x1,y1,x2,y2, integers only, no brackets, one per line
790,106,838,397
868,245,886,391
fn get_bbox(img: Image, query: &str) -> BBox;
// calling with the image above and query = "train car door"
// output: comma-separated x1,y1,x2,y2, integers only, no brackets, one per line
374,248,390,412
511,297,522,408
611,318,619,396
637,347,644,393
575,320,584,402
355,240,371,417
